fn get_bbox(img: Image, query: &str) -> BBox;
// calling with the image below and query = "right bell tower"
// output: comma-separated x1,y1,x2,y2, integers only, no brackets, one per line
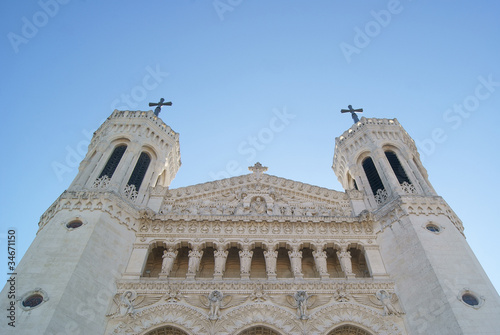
332,116,500,334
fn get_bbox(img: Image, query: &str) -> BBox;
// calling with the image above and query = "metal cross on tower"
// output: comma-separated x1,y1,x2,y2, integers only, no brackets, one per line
149,98,172,116
340,105,363,123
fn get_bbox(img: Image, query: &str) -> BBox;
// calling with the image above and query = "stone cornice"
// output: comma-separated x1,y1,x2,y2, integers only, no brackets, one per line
116,279,395,295
374,195,464,235
38,190,142,232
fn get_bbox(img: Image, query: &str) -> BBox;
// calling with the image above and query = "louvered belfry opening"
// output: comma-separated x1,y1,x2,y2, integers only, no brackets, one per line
99,145,126,179
362,157,385,195
127,152,151,191
385,151,411,185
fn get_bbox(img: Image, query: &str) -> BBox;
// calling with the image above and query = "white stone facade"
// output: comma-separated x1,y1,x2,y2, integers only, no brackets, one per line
1,111,499,335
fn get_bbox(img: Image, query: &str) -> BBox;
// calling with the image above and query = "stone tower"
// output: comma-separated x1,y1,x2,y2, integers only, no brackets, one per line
332,117,500,334
1,112,499,335
1,110,181,334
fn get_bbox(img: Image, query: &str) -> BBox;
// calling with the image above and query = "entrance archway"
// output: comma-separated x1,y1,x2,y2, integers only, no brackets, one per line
145,326,189,335
327,324,373,335
237,326,282,335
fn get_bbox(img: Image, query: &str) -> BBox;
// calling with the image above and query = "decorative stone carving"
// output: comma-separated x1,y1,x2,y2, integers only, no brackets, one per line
123,184,138,201
263,247,278,278
293,290,310,320
374,188,389,205
400,181,416,194
214,246,229,278
160,247,178,276
337,248,354,278
93,175,110,189
239,248,253,279
207,290,223,320
187,249,203,278
353,290,403,316
288,247,303,279
312,250,328,277
107,290,162,318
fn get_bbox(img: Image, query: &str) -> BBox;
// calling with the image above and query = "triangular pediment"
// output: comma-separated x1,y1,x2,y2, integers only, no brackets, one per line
155,171,359,218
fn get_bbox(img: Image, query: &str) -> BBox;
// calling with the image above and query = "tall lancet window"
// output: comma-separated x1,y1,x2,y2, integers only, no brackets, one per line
385,151,411,184
362,157,385,195
127,152,151,191
99,145,127,179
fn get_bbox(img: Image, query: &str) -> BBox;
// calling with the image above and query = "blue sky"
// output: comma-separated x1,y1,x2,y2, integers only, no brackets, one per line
1,1,499,293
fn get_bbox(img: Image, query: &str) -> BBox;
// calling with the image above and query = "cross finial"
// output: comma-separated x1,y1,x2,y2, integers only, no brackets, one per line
340,105,363,123
149,98,172,116
249,162,268,174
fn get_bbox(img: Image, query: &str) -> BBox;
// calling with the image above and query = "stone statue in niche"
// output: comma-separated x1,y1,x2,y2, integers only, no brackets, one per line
187,249,203,274
337,249,354,276
239,249,253,274
250,196,267,215
160,247,178,276
312,250,328,275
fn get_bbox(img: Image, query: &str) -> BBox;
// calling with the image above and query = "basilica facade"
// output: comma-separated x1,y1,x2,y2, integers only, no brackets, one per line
2,109,499,334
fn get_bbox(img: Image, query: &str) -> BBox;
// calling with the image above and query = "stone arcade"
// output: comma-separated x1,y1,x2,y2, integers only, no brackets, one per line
2,109,500,334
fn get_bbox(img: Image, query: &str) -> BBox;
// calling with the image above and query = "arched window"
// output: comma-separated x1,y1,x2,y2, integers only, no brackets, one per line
127,152,151,191
145,326,189,335
362,157,385,195
385,151,411,184
327,325,373,335
238,326,282,335
99,145,126,179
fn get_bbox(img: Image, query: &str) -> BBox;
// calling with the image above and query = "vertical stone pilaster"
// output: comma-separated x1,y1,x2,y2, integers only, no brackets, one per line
122,244,149,279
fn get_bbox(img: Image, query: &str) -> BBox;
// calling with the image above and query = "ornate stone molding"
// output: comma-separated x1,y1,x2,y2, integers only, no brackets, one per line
137,220,375,238
116,279,395,295
38,190,140,232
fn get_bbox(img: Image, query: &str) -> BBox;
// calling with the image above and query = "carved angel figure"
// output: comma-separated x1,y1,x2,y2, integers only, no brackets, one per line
273,291,331,320
294,290,310,319
376,290,403,316
107,291,162,318
208,290,223,320
353,290,403,316
185,291,247,320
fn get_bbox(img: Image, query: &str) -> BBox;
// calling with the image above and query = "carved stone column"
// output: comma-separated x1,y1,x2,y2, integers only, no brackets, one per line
312,245,329,281
263,244,278,280
186,247,203,280
213,244,228,281
337,247,355,279
239,246,253,280
288,246,303,280
159,245,178,279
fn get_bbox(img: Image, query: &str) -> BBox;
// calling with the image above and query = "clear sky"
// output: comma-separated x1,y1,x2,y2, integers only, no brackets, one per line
1,1,499,293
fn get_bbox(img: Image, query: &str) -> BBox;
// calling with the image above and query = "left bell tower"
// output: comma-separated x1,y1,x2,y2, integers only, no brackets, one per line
0,109,180,334
69,109,181,205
